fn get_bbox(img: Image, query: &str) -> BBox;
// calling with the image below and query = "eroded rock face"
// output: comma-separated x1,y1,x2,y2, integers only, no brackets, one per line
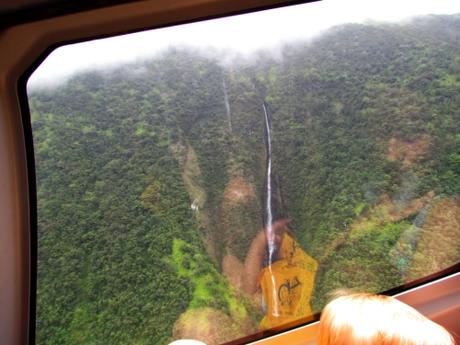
172,308,250,345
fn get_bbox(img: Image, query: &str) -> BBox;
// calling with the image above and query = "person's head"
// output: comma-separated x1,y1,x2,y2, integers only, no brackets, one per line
168,340,206,345
318,292,455,345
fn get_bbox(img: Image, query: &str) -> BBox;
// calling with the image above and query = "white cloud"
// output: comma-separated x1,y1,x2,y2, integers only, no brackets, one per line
28,0,460,88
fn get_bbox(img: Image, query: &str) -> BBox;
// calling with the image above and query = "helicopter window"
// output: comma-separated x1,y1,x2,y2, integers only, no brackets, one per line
27,1,460,344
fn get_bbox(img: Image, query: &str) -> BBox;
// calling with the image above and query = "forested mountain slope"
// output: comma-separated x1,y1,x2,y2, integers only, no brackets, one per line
29,14,460,345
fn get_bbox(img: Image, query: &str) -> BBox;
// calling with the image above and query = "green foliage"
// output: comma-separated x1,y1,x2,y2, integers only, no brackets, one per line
170,239,250,319
312,221,411,311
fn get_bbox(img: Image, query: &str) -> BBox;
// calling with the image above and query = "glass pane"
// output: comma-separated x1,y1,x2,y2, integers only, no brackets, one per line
29,1,460,344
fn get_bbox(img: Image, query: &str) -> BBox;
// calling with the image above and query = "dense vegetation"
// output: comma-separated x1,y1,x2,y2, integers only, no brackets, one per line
30,14,460,345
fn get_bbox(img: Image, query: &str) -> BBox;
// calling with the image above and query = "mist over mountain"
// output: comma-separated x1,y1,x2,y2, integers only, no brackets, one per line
30,14,460,345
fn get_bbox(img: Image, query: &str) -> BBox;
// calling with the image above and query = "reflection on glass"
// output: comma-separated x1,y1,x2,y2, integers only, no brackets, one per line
29,1,460,344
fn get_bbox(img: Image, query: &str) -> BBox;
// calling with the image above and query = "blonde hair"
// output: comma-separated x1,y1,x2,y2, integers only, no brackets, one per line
318,292,455,345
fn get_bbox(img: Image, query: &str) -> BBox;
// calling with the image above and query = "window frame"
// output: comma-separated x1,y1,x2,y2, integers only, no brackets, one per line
0,0,459,344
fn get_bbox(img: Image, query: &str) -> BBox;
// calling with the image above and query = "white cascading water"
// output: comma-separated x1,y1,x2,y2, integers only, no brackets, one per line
263,102,279,316
263,102,275,262
223,79,232,132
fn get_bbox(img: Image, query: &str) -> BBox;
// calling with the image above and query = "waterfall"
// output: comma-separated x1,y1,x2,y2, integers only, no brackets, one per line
223,79,232,132
263,103,275,263
263,102,280,317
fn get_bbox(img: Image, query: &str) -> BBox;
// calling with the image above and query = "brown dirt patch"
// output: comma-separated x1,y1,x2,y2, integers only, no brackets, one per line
219,177,261,262
222,177,256,205
405,198,460,280
172,308,249,345
387,135,431,167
